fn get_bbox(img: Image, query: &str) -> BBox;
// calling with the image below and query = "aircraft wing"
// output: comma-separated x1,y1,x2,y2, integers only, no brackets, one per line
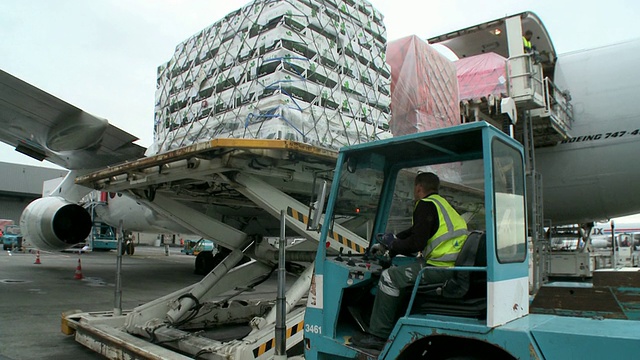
0,69,146,170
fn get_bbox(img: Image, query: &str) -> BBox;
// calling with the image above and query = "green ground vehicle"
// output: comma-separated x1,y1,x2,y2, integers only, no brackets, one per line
89,222,135,254
181,238,215,255
90,222,118,251
2,224,23,250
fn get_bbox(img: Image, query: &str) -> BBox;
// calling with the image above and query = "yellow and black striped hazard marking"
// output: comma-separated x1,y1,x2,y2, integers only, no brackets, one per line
286,207,364,254
327,228,364,254
286,206,309,225
252,320,304,358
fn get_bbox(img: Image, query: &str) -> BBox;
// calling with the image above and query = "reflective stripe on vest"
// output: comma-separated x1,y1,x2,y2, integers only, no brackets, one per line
420,194,468,266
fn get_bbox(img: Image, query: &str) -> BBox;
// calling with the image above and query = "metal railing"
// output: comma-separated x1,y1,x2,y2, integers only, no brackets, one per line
542,77,573,132
507,54,574,138
506,54,545,107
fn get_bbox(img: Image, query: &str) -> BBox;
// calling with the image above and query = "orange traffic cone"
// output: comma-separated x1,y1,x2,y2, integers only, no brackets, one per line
74,258,84,280
34,250,41,264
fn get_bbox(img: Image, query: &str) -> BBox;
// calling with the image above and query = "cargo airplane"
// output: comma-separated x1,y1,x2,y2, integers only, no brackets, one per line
593,221,640,236
1,12,639,253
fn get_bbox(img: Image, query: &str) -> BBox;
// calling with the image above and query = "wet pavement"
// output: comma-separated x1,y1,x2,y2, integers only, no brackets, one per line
0,245,202,359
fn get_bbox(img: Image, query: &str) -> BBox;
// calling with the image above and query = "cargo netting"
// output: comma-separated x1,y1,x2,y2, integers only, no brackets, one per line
152,0,392,154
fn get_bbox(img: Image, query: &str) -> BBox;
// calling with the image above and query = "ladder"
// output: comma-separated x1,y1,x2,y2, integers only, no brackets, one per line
523,111,549,294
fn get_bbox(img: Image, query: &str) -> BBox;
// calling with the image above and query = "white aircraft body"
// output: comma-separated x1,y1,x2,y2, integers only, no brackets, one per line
536,39,640,224
93,193,192,235
592,221,640,236
1,12,639,252
428,12,640,226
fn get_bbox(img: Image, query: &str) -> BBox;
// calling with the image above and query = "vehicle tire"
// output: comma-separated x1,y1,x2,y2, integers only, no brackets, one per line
443,354,504,360
194,247,251,275
194,251,215,275
401,338,514,360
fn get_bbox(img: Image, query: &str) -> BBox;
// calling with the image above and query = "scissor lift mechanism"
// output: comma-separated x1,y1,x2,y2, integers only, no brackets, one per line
65,139,371,359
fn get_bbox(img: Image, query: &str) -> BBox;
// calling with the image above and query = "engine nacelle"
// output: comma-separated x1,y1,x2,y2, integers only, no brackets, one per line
20,197,92,251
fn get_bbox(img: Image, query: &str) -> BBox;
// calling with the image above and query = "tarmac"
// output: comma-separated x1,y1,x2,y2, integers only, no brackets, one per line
0,245,217,360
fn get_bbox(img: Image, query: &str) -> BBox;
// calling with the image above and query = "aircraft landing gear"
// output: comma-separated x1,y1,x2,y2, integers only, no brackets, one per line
120,233,135,255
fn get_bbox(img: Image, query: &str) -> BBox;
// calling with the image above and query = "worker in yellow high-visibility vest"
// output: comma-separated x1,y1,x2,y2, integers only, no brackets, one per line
523,30,534,53
352,172,468,350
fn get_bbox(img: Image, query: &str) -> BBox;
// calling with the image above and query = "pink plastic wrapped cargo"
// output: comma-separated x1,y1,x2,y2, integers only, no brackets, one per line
386,35,460,136
456,52,508,101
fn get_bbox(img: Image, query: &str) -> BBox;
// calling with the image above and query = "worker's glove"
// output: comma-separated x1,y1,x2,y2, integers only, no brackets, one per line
370,243,387,256
376,233,396,249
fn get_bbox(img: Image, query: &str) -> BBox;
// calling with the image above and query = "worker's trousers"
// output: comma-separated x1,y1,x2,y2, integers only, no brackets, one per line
368,260,452,339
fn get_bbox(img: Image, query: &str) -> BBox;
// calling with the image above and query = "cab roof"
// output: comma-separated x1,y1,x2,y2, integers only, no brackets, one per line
339,121,519,167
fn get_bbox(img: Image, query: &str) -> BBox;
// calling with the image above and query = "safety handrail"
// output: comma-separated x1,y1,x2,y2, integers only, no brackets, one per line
506,54,545,104
543,77,573,131
507,54,574,137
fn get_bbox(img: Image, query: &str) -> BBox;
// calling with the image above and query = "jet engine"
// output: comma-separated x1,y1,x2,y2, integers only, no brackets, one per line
20,197,92,251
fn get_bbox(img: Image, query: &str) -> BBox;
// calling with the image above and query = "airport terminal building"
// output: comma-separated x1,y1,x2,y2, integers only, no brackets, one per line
0,161,68,223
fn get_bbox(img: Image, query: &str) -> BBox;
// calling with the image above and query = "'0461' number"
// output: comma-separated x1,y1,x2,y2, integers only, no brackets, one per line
305,324,322,334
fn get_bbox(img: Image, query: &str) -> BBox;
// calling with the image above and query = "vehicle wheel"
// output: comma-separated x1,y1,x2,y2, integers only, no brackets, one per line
194,251,215,275
126,242,135,255
443,353,502,360
194,248,251,275
144,187,156,202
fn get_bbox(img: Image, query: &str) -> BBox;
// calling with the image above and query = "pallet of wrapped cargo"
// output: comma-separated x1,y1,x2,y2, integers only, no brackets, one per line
456,52,508,101
152,0,392,154
386,35,461,182
386,35,460,137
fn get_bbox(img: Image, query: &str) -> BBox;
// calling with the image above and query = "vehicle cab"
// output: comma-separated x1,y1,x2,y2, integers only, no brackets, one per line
2,224,23,251
303,122,531,359
181,239,215,255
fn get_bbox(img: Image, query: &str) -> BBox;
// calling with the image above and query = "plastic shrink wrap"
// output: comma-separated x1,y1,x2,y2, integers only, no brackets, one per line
386,35,459,137
456,52,508,101
152,0,392,155
386,35,462,182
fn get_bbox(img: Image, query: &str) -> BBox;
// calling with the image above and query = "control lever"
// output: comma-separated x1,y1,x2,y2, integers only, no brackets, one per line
347,250,356,266
336,247,344,262
362,248,370,261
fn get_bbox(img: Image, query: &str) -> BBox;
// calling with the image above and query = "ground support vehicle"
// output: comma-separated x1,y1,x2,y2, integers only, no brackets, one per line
544,225,640,279
191,240,215,256
60,124,640,359
63,139,369,359
302,122,640,359
2,224,23,250
90,221,118,251
180,239,200,255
